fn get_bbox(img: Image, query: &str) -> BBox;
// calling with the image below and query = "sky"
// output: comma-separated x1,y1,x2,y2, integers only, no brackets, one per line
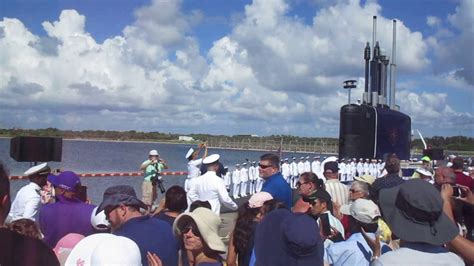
0,0,473,137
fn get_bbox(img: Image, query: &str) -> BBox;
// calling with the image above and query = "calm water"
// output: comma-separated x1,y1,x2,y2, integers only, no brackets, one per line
1,138,318,204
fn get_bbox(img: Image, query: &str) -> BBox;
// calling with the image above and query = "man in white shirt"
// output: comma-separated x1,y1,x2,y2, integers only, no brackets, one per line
232,164,241,198
187,154,238,215
8,163,50,222
240,163,249,197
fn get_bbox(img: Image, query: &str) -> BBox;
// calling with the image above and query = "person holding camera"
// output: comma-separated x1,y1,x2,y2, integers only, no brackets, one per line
140,149,168,212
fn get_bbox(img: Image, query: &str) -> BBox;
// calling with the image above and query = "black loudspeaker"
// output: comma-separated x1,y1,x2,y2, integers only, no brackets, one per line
10,136,62,162
423,148,444,160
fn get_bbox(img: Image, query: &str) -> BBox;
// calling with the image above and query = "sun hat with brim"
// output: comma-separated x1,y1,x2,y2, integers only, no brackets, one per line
379,179,458,246
354,175,376,185
65,233,116,265
47,171,81,192
96,185,147,214
173,207,226,253
149,149,159,156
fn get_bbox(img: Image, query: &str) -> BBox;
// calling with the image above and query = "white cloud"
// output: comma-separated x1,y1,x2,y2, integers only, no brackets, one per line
0,0,471,137
426,16,441,28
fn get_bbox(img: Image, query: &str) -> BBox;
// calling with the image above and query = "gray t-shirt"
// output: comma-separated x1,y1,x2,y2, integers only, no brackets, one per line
373,247,464,266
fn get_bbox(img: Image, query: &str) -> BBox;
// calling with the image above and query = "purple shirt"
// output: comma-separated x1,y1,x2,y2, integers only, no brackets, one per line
39,195,96,247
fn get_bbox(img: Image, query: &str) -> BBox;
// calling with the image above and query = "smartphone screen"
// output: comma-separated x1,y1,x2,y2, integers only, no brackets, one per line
319,213,331,236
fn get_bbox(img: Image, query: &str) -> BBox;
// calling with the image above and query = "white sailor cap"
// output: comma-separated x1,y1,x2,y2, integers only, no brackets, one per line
314,156,320,159
24,163,50,176
448,154,456,159
300,157,304,160
203,154,220,164
284,158,288,161
185,148,194,159
252,161,256,164
149,150,159,156
306,156,310,159
242,162,247,166
416,168,433,177
236,163,240,166
292,157,296,160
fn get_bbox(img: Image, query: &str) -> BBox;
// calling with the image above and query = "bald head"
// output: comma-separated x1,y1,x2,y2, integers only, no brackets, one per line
434,166,455,185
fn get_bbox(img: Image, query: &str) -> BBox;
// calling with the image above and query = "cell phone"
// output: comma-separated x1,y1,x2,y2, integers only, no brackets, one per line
319,213,331,236
76,185,88,202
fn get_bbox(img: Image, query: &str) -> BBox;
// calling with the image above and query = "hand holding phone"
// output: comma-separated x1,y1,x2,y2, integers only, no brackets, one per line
319,213,331,237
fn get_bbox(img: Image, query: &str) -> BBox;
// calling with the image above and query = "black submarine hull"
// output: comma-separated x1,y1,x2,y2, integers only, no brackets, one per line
338,104,411,160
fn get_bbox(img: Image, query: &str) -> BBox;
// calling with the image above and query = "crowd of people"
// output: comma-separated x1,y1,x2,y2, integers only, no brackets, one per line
1,145,474,266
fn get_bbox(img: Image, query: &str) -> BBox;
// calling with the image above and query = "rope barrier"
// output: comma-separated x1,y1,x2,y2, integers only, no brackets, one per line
8,171,188,180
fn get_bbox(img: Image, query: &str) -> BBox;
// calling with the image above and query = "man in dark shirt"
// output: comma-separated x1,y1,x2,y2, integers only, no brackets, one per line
97,185,179,266
370,155,404,203
0,162,59,266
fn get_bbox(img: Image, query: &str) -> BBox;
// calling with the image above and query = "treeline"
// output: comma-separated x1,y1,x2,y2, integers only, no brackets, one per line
0,128,473,151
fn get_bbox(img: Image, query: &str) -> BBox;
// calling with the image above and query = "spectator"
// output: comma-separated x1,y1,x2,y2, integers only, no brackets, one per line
452,157,474,241
323,161,349,206
39,171,96,248
153,185,188,227
257,199,287,221
326,199,391,265
259,153,292,208
96,185,179,266
370,154,404,203
7,163,50,222
189,200,212,212
293,172,324,213
173,207,226,266
227,192,272,266
140,149,167,212
365,179,463,265
254,208,324,266
303,189,345,248
8,218,42,239
0,162,59,266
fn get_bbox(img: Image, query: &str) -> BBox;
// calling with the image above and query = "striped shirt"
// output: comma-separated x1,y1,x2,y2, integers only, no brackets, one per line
325,179,349,206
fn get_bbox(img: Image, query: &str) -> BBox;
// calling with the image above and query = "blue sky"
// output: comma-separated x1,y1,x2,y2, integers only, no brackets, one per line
1,0,472,137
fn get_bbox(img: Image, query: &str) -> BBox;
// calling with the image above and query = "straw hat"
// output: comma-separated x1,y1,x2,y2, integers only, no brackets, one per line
173,207,225,253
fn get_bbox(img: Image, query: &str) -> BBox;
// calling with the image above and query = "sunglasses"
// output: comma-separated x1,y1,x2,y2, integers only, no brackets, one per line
296,181,310,188
258,163,273,169
349,189,359,193
181,225,201,237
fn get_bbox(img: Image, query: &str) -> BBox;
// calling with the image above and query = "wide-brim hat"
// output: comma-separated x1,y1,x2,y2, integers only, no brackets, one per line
354,174,375,185
173,207,225,253
96,185,147,214
379,179,458,245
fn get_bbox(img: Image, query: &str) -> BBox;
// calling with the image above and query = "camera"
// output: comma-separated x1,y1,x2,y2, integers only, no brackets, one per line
451,184,466,198
150,164,166,194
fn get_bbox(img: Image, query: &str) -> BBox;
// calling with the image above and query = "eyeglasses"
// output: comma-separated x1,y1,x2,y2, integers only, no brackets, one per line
349,189,360,193
181,225,201,237
296,181,310,188
258,163,273,169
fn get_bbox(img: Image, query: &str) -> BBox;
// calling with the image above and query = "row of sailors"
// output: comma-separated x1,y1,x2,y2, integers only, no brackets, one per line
220,157,386,198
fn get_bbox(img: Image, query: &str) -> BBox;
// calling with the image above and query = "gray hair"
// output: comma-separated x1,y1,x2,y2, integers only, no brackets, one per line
351,181,370,198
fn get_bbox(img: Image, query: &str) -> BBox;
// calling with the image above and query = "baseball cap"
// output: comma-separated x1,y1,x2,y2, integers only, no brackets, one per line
149,150,159,156
324,161,339,173
248,192,273,208
96,185,147,214
340,199,381,224
47,171,81,192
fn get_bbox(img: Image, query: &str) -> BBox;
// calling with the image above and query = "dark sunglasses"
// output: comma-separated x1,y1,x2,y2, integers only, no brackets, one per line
296,181,310,188
349,189,359,193
181,225,201,237
258,163,273,169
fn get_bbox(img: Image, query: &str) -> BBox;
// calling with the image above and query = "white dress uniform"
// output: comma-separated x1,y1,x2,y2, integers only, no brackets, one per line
304,158,311,173
297,160,305,175
8,182,42,222
248,164,256,195
223,171,232,190
290,159,299,188
232,167,241,198
240,165,249,197
311,159,321,175
349,161,356,182
188,170,238,215
185,158,202,192
363,161,370,175
281,161,291,183
356,160,364,177
339,161,347,182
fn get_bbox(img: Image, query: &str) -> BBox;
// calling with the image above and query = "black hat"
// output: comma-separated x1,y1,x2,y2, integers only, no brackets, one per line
96,185,147,214
324,161,339,173
302,189,332,204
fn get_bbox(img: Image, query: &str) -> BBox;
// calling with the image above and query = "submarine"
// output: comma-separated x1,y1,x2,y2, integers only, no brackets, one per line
339,16,411,160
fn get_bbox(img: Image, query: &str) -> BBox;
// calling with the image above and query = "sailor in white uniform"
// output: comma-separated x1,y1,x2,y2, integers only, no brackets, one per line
232,164,241,198
7,163,50,222
356,158,364,177
349,158,357,182
240,162,249,197
281,158,291,183
223,166,231,191
339,159,347,182
248,162,256,195
363,159,370,176
187,154,238,215
290,157,299,188
254,162,264,192
185,144,207,192
311,156,321,175
304,156,311,172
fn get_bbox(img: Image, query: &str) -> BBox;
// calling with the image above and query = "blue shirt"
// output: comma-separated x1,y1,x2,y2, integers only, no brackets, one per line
114,216,179,266
325,232,391,266
39,195,96,248
262,172,292,208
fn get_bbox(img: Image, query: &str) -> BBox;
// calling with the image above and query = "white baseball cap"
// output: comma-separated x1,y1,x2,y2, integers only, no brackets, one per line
149,150,159,156
341,199,381,224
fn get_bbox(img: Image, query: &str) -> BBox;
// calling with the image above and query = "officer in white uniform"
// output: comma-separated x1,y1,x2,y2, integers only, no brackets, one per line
232,164,241,198
187,154,238,215
290,157,299,189
7,163,50,222
185,144,207,192
240,162,249,197
356,158,364,177
304,156,311,172
248,162,256,195
254,162,264,192
311,156,321,175
223,166,231,191
281,158,291,183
